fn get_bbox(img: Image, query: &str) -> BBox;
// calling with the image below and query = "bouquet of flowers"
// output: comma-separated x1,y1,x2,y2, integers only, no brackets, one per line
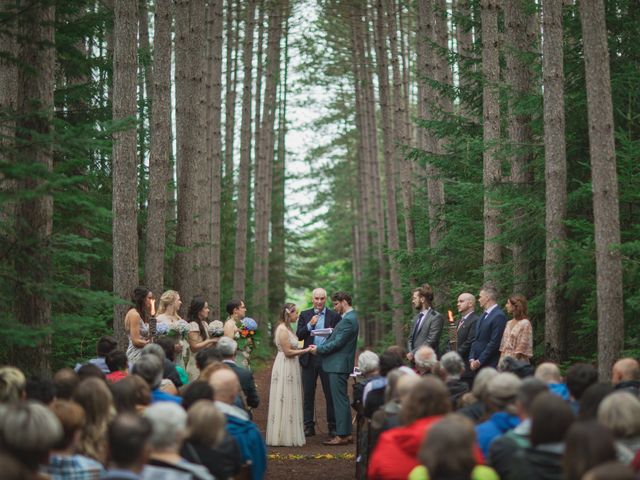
156,319,190,340
240,317,258,338
208,320,225,338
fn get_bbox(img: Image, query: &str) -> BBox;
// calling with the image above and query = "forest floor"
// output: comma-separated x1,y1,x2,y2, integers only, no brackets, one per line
252,361,356,480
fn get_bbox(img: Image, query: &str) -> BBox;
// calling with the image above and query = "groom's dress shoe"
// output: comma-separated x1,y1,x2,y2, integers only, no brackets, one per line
304,426,315,437
322,435,352,446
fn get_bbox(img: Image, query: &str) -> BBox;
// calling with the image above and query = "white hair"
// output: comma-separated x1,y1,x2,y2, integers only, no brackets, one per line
414,346,438,370
312,288,327,298
358,350,380,375
143,402,188,450
217,336,238,357
441,351,465,378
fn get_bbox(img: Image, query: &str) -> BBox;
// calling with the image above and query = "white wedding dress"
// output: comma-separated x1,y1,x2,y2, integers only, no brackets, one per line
266,325,305,446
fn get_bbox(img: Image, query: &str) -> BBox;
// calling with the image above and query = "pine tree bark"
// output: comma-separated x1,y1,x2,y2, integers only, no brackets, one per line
579,0,624,381
205,0,224,320
542,0,567,363
481,0,502,281
253,0,285,327
174,0,208,305
112,0,139,349
269,11,289,321
233,0,257,300
385,0,415,253
0,0,18,227
454,0,476,121
144,0,171,298
14,1,55,374
374,0,404,346
504,0,536,293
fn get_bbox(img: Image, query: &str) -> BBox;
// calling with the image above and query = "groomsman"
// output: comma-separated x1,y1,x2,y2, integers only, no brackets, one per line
469,285,508,371
296,287,341,437
454,292,479,386
407,284,444,362
311,291,359,446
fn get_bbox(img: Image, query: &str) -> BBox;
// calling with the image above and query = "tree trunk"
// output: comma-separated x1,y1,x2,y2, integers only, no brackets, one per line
206,0,224,320
454,0,476,122
269,11,289,323
144,0,172,298
174,0,208,305
504,0,536,293
481,0,502,281
112,0,139,349
385,0,415,254
579,0,624,381
253,0,285,329
542,0,567,363
417,0,446,252
233,0,257,300
14,1,55,374
374,0,404,346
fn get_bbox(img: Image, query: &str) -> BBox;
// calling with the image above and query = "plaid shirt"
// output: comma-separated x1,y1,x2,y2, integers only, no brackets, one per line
42,454,104,480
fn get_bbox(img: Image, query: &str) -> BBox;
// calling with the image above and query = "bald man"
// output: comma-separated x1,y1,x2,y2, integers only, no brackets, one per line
210,369,266,480
455,293,479,365
612,358,640,396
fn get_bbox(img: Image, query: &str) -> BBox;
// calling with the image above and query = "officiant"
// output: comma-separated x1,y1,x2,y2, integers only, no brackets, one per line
296,287,342,438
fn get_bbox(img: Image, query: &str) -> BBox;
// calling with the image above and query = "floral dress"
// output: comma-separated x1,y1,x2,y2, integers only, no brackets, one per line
126,316,149,367
499,318,533,362
266,325,305,446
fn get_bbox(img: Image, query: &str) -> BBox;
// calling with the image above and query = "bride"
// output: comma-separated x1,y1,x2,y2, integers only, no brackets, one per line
266,303,311,446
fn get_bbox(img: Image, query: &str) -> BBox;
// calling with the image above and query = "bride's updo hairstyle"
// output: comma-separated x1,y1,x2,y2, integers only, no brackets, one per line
280,303,296,324
157,290,180,316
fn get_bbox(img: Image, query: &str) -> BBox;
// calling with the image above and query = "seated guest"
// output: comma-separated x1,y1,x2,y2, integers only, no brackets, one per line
76,363,105,382
110,375,152,414
72,377,114,464
440,351,469,409
578,382,614,421
0,401,62,476
0,366,26,404
368,377,482,480
352,350,380,415
497,356,534,379
488,378,547,479
565,363,598,414
612,358,640,396
475,372,522,457
583,461,635,480
181,381,215,411
142,402,213,480
564,420,617,480
140,343,182,391
507,392,574,480
26,376,56,404
534,362,569,400
103,413,152,480
210,369,266,480
106,350,129,383
409,414,498,480
52,368,79,401
194,347,223,378
75,335,118,374
131,354,181,404
43,400,104,479
458,367,498,422
0,452,29,480
156,337,189,386
414,346,438,377
181,400,243,480
598,391,640,465
218,336,260,413
363,349,405,418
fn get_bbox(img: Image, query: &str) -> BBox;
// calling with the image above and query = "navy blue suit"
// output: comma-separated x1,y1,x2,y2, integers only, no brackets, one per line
296,307,342,431
469,305,508,369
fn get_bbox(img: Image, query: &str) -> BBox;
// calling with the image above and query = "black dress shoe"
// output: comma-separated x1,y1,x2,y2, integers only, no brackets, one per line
304,426,315,437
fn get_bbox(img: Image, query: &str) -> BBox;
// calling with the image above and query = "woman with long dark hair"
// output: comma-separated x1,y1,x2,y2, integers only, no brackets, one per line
185,296,219,382
124,286,152,366
499,294,533,363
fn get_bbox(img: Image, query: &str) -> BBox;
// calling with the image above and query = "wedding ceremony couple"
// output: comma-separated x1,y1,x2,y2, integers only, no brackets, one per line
266,289,358,447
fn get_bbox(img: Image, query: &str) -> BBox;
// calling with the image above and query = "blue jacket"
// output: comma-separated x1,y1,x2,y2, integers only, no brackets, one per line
225,414,267,480
469,306,508,368
548,382,570,401
476,412,521,457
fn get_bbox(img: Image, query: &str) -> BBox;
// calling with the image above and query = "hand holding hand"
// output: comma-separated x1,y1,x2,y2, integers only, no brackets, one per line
309,345,318,355
470,359,480,371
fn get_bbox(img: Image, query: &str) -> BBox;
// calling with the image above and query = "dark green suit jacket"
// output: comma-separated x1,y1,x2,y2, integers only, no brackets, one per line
316,309,359,374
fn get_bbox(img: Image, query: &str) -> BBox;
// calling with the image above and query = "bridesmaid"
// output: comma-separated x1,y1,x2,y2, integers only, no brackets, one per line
124,286,152,366
156,290,187,369
185,296,219,382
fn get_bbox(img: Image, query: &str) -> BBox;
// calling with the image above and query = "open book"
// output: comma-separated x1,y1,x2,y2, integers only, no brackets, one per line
310,327,333,337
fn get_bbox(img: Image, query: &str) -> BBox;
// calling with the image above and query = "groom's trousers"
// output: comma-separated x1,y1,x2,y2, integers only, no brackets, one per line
327,371,351,436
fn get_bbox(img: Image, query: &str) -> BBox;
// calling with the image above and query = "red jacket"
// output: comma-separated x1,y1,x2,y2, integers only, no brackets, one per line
367,416,484,480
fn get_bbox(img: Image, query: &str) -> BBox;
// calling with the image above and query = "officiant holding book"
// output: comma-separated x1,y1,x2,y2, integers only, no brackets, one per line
296,287,342,437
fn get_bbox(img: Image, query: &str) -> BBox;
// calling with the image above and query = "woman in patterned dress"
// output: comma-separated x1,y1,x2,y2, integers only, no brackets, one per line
124,286,152,367
499,294,533,363
266,303,312,446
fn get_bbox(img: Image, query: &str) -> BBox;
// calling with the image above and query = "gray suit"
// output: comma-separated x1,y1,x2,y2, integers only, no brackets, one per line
407,308,444,357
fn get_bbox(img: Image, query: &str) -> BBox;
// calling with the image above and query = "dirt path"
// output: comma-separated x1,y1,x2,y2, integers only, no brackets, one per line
253,361,356,479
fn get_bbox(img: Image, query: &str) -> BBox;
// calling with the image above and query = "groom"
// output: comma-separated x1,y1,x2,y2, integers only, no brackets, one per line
296,287,342,437
310,291,359,446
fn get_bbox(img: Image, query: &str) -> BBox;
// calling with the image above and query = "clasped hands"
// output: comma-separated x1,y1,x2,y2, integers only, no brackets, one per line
470,359,481,371
308,344,318,355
